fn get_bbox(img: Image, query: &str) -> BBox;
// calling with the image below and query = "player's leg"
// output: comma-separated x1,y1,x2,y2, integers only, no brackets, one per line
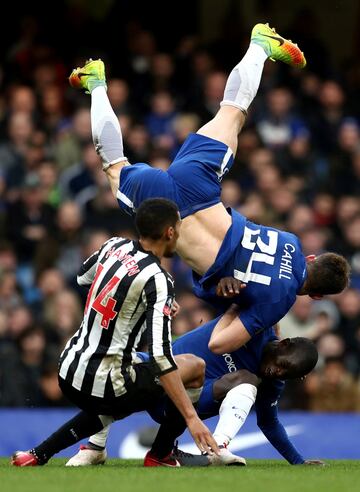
66,354,206,467
197,23,306,155
65,424,109,467
196,40,268,155
203,370,259,466
176,353,205,394
11,411,112,466
165,25,307,276
69,60,177,214
144,353,209,466
69,59,128,197
11,375,118,467
91,83,128,197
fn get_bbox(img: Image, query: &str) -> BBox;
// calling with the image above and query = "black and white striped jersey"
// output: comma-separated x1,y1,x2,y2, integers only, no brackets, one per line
59,237,177,399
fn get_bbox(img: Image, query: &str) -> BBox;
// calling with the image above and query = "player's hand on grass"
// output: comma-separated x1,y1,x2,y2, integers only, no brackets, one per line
216,277,246,297
303,460,326,466
186,414,220,456
171,300,180,318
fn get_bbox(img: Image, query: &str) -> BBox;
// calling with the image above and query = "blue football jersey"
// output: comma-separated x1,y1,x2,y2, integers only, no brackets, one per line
193,208,307,337
172,316,277,378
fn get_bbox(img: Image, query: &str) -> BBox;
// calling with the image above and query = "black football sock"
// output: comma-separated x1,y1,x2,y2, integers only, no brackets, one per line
32,411,104,464
150,400,187,459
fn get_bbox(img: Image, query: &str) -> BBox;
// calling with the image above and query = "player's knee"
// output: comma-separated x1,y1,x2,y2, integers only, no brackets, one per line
213,370,259,400
191,356,206,387
175,353,206,387
184,355,205,387
222,370,260,390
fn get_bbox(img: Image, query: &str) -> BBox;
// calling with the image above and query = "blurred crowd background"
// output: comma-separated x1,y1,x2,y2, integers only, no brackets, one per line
0,0,360,411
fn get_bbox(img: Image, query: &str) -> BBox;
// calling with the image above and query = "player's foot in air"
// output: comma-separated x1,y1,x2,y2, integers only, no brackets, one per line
251,23,306,68
11,450,40,467
69,58,106,93
206,444,246,466
65,444,107,466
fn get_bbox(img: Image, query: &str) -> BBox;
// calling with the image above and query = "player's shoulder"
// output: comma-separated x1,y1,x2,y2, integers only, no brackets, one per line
103,235,130,248
99,236,131,256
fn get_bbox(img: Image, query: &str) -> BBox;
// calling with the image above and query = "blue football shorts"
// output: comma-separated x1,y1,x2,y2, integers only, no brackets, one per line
117,133,234,218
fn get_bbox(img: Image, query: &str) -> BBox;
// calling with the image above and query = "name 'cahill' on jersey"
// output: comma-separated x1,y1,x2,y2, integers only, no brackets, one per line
59,237,177,399
193,209,307,336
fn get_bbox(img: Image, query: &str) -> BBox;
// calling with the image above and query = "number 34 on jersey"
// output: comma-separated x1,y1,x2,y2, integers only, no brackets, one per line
234,226,296,286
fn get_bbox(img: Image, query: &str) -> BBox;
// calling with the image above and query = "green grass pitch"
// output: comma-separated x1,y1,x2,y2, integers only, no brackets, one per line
1,459,359,492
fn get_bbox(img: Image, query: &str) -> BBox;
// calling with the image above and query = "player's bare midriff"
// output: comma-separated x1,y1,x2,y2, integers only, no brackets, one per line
176,203,232,276
107,166,232,276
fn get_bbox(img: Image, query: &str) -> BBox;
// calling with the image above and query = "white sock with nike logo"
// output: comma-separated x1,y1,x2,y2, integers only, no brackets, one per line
213,383,257,446
91,86,128,169
221,43,268,113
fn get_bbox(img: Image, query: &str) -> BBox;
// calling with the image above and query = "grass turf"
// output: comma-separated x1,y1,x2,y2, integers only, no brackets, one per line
1,459,359,492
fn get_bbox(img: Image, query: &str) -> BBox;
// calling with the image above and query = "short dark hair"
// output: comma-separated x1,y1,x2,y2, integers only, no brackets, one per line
307,252,350,295
283,337,318,379
135,198,179,239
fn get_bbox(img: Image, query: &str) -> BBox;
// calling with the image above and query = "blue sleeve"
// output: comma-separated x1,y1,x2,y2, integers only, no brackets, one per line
238,307,264,338
255,381,305,465
238,294,295,339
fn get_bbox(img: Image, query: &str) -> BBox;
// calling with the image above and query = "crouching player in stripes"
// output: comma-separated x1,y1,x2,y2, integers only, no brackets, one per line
68,303,324,467
11,198,218,467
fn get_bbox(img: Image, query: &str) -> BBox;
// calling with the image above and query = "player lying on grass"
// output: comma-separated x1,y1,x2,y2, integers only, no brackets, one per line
68,303,323,467
69,23,350,354
11,198,217,468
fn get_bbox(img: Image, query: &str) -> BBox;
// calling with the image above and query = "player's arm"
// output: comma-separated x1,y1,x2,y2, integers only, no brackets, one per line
144,273,219,454
209,296,291,354
208,304,251,353
77,238,115,287
77,250,100,287
256,382,324,465
144,272,178,376
159,369,219,454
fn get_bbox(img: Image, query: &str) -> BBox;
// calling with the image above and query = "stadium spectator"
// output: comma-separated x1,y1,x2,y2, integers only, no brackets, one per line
54,108,92,171
304,358,360,412
107,79,131,115
0,112,34,190
5,172,55,264
0,326,51,407
256,87,308,150
43,289,83,347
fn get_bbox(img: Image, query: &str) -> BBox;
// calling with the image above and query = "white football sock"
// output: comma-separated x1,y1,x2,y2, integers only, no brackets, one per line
221,43,268,113
88,423,111,449
213,383,257,446
91,86,128,168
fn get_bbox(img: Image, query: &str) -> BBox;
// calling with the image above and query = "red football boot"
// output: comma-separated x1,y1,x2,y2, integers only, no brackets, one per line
144,450,180,467
11,451,40,467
